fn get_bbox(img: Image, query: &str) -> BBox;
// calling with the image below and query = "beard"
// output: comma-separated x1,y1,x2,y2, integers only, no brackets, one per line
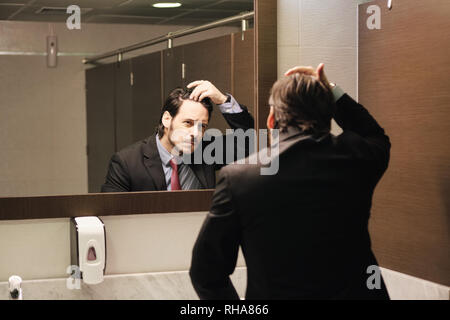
167,124,201,156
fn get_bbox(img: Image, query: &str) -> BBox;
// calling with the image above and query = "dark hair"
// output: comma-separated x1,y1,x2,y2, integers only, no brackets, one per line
270,74,336,134
156,87,214,138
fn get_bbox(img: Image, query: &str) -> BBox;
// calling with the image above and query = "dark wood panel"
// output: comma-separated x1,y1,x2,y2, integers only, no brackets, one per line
162,46,184,99
233,29,255,115
255,0,277,131
183,35,232,133
0,190,214,220
131,52,162,141
85,64,115,193
115,60,133,151
359,0,450,285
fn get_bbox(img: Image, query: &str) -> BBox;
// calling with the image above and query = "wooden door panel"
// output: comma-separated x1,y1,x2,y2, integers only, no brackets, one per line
115,60,133,151
233,29,255,115
162,46,184,100
85,64,115,193
132,52,162,142
359,0,450,285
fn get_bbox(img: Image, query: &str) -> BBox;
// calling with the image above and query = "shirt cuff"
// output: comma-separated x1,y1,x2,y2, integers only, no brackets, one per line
218,94,243,114
332,85,345,102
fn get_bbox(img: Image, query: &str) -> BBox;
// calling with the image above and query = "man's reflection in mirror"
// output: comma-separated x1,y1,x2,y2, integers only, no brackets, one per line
101,80,254,192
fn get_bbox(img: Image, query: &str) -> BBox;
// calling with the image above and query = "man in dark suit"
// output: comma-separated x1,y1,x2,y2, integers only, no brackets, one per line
101,80,254,192
189,64,391,299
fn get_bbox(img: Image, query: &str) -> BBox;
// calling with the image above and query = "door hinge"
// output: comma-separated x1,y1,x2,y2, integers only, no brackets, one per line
130,72,134,86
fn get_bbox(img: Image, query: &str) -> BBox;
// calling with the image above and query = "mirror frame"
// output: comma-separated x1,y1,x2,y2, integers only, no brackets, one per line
0,0,277,221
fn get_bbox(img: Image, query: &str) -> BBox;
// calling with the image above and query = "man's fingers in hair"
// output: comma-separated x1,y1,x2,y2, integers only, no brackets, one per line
316,63,330,87
284,66,316,77
198,90,212,102
316,63,325,80
191,85,208,101
189,86,200,100
187,80,204,89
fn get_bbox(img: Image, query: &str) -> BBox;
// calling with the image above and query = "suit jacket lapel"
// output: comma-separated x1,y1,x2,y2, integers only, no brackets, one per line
189,163,209,189
142,134,167,191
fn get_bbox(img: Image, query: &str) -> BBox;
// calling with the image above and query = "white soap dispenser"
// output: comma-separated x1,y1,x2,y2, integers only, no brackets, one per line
70,217,106,285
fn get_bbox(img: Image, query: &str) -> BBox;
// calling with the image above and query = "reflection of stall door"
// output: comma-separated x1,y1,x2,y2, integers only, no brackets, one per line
87,54,163,192
85,64,115,193
359,0,450,285
115,60,133,151
183,35,232,133
116,53,163,151
233,29,254,116
162,46,184,99
131,52,162,143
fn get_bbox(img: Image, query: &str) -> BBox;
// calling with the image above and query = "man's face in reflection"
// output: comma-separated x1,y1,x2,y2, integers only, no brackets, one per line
163,99,209,155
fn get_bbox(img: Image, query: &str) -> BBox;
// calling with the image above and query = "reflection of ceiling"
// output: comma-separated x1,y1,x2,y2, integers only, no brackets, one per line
0,0,254,25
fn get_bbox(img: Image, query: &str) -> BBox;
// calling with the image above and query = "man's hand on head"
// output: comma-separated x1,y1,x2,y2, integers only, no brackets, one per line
187,80,228,105
284,63,332,90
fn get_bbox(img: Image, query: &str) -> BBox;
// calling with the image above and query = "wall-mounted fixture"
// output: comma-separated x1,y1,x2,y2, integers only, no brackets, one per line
70,217,106,285
241,19,248,41
46,35,57,68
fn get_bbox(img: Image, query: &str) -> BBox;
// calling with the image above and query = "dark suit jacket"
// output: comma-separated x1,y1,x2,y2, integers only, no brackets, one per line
101,105,254,192
189,94,391,300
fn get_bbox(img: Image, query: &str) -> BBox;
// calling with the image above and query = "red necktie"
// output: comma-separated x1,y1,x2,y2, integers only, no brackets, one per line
169,159,181,190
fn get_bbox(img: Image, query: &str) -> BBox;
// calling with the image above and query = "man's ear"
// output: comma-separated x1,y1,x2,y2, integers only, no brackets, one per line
267,107,275,129
162,111,172,129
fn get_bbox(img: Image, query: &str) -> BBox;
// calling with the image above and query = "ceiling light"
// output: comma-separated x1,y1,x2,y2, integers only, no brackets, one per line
152,2,182,8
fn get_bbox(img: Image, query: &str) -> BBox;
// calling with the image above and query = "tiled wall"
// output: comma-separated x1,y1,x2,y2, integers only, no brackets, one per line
277,0,370,135
278,0,372,99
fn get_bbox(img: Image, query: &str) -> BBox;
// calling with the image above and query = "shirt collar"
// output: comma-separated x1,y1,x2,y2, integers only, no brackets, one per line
155,135,183,167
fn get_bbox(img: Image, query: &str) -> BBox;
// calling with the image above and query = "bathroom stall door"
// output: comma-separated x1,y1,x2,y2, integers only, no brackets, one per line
162,46,184,100
183,35,232,133
359,0,450,285
114,60,133,151
233,29,255,116
86,64,115,193
131,51,162,142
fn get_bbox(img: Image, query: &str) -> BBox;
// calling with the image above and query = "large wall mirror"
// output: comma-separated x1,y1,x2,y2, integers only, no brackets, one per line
0,0,254,196
0,0,276,219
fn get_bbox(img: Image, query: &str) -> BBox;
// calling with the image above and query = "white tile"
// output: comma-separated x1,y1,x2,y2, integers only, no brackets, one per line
299,46,357,99
300,0,358,48
0,55,88,196
278,45,300,79
277,0,300,46
0,218,70,281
